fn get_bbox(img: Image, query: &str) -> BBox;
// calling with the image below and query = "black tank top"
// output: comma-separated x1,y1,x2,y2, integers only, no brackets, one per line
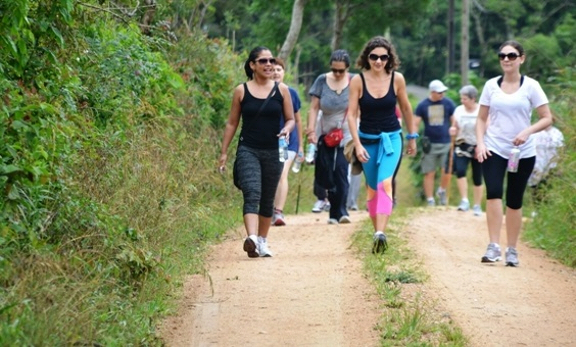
358,72,401,134
239,83,284,149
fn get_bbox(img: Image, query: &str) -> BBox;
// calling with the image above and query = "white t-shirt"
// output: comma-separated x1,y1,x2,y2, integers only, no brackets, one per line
454,104,479,145
528,126,564,186
478,76,548,159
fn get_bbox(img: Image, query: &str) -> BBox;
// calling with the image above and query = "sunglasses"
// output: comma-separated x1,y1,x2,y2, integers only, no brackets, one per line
498,52,520,61
255,58,276,65
368,53,390,61
331,68,346,74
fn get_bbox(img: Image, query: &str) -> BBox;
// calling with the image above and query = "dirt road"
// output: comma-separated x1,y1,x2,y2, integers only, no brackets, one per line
161,208,576,346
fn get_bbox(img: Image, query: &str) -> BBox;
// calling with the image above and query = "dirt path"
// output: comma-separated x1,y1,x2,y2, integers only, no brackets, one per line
161,208,576,346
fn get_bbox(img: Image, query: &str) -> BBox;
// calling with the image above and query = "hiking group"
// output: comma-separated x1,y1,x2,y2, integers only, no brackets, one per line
218,38,562,267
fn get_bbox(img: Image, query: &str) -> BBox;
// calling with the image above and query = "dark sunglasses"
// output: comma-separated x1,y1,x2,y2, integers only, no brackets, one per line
368,53,390,61
255,58,276,65
331,68,346,74
498,52,520,61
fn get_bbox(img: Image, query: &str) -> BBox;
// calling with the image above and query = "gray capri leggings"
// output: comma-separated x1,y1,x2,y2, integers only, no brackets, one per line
235,145,283,217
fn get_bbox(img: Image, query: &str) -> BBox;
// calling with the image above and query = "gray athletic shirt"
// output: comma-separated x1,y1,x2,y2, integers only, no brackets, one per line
309,73,352,145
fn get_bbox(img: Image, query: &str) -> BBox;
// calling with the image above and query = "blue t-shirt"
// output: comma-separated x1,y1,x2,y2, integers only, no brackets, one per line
415,97,456,144
280,86,302,152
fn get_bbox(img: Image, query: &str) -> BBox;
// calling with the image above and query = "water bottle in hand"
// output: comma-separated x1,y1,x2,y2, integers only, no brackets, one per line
305,143,316,163
279,137,288,162
292,152,304,173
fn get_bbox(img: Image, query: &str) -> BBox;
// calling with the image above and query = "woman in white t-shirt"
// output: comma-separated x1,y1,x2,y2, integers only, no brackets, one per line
475,40,553,267
450,85,483,216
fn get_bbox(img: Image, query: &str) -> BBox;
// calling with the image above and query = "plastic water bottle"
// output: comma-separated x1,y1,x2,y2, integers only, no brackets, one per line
507,146,520,172
292,154,303,173
278,137,288,162
305,143,316,163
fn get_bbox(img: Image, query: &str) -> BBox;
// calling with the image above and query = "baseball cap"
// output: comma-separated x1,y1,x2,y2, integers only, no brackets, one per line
429,79,448,93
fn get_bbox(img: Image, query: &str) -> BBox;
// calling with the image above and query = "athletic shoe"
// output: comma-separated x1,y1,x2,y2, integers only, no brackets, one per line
258,240,273,257
427,198,436,207
436,189,447,205
272,212,286,226
339,215,351,224
505,247,519,267
327,218,338,225
473,204,482,216
243,236,259,258
324,202,331,211
372,231,388,254
348,204,359,211
312,200,326,213
457,200,470,211
481,243,502,263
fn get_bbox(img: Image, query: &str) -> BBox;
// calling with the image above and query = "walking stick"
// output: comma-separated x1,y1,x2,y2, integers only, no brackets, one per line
446,135,456,206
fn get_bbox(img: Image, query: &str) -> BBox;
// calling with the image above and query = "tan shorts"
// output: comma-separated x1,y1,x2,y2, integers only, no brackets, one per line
421,143,451,174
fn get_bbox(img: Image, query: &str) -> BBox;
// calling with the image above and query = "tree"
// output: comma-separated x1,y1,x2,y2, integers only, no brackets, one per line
278,0,308,61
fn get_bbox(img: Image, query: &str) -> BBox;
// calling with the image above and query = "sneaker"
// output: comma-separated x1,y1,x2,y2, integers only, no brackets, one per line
348,204,359,211
243,236,259,258
457,199,470,211
427,198,436,207
372,231,388,254
272,212,286,226
505,247,519,267
473,204,482,216
436,189,447,205
324,202,331,211
312,200,326,213
328,218,339,225
258,238,273,257
339,215,351,224
481,243,502,263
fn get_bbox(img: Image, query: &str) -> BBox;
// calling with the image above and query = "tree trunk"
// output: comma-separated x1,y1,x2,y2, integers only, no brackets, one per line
140,0,156,35
460,0,469,85
278,0,307,62
470,7,486,78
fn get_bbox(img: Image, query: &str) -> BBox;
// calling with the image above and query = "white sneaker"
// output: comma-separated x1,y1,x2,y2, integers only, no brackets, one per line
258,237,273,257
473,204,482,216
339,215,351,224
312,200,326,213
457,200,470,211
327,218,338,225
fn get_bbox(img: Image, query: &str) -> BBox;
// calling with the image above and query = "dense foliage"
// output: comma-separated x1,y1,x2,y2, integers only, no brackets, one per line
0,0,574,345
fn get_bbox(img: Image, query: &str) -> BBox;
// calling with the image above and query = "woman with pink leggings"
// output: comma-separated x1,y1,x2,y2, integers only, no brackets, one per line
347,36,418,254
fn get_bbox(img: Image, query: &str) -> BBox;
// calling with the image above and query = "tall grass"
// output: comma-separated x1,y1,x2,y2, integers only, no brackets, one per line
523,68,576,267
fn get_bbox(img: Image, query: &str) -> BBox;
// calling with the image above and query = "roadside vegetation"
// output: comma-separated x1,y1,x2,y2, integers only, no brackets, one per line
0,0,574,345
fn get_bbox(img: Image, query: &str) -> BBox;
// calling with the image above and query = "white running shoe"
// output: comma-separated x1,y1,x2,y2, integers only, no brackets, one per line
312,200,326,213
457,200,470,211
258,237,273,257
339,215,351,224
473,204,482,216
327,218,338,225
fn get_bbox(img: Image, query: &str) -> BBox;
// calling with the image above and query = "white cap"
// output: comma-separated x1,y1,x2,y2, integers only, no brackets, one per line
429,79,448,93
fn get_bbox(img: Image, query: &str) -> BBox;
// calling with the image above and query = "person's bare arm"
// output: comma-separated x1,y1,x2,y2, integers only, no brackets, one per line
219,85,244,170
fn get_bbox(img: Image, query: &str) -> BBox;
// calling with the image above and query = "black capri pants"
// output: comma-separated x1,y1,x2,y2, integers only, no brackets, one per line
235,145,283,217
453,153,483,186
481,152,535,209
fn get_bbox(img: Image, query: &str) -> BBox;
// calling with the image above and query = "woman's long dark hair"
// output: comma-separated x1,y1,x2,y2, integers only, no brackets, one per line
244,46,271,80
356,36,400,73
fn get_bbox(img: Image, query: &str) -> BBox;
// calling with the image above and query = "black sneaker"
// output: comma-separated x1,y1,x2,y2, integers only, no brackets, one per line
372,232,388,254
243,237,259,258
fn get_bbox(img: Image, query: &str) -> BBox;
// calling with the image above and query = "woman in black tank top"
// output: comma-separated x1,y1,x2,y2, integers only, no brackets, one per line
218,46,295,258
346,36,419,254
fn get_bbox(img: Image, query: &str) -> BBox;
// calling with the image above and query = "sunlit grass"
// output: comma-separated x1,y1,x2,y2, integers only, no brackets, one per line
351,162,468,346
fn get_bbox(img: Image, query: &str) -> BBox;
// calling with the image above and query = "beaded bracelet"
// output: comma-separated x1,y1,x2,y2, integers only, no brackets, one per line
405,133,420,140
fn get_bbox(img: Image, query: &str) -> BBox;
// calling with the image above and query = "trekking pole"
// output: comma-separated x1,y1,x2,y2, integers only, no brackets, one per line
446,135,456,206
